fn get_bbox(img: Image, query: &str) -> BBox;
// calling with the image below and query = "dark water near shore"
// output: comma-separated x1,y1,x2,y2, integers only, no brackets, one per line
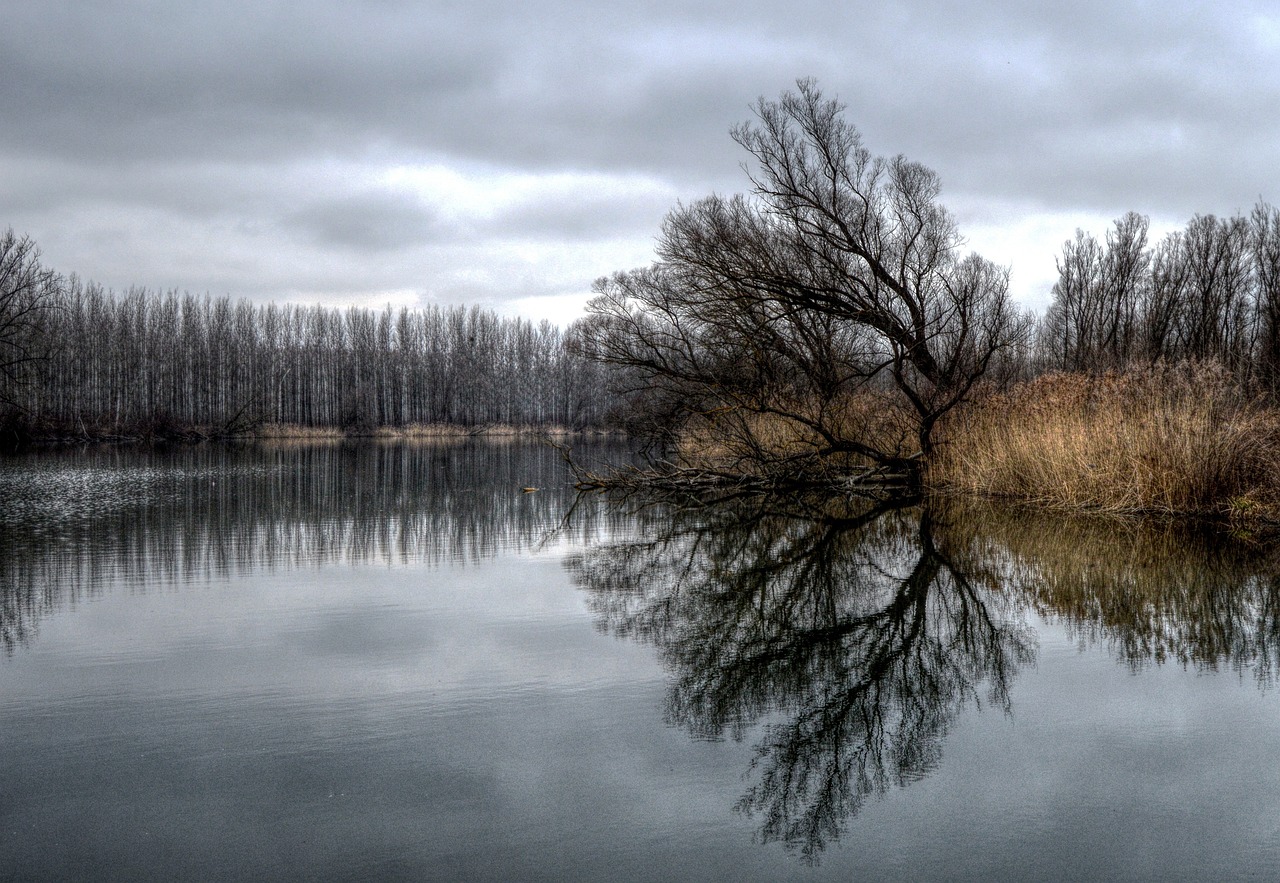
3,441,1280,881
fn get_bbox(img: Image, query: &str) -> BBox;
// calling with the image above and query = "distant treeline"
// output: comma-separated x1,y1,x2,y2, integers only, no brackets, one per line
1038,202,1280,386
7,199,1280,447
0,231,610,439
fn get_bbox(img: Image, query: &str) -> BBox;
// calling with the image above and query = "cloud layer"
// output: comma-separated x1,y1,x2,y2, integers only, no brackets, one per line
3,0,1278,319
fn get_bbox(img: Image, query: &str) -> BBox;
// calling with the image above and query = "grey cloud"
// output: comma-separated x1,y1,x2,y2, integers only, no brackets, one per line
835,0,1280,217
283,190,447,252
1,156,291,221
0,2,494,163
0,0,840,179
485,190,674,241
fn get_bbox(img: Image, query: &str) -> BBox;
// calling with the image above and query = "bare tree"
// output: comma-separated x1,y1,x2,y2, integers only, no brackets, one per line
1040,229,1105,370
0,230,60,414
587,80,1030,482
12,266,610,438
1177,214,1252,368
1099,212,1151,365
1250,201,1280,391
1041,213,1150,371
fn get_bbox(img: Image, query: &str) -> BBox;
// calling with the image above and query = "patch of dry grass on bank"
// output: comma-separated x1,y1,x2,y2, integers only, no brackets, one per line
372,423,585,439
253,423,346,440
675,412,831,474
254,422,595,442
371,423,477,439
930,363,1280,518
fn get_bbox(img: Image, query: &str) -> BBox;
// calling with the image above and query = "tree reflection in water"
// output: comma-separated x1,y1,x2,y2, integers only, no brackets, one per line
567,495,1036,862
570,492,1280,861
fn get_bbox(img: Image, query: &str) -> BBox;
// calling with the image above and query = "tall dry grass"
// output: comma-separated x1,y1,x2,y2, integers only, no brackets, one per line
254,423,346,440
930,362,1280,516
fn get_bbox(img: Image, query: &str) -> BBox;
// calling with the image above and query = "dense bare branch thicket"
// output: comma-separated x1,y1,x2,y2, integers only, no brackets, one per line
0,264,608,439
584,81,1031,483
1039,203,1280,387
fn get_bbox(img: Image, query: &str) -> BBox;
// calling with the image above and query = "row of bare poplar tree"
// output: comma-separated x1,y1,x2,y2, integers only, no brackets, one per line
1038,204,1280,386
0,232,608,437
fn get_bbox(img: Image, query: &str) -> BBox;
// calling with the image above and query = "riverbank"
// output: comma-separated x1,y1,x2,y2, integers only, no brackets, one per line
0,419,619,450
599,362,1280,529
254,422,605,440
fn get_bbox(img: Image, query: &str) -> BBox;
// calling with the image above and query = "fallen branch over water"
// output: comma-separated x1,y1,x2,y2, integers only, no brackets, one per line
557,445,918,500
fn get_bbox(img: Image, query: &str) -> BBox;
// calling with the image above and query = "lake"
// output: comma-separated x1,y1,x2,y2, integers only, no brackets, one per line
2,441,1280,881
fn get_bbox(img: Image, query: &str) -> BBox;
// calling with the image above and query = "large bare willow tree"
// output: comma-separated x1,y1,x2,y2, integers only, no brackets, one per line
585,80,1029,484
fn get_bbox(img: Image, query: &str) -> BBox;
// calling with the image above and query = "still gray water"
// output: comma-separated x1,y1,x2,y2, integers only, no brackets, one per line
3,441,1280,881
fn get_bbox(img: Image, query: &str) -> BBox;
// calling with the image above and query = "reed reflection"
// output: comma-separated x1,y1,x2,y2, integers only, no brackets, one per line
0,440,624,653
568,496,1035,861
945,500,1280,680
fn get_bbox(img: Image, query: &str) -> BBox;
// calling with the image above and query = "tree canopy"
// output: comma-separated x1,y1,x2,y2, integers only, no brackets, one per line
584,80,1030,483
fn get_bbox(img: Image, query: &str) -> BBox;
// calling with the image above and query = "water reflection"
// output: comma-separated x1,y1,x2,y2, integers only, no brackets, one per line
0,440,625,654
569,494,1280,861
7,441,1280,867
950,501,1280,679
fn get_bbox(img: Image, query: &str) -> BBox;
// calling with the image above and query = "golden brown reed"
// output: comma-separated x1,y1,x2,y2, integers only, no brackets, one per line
929,363,1280,518
253,423,346,440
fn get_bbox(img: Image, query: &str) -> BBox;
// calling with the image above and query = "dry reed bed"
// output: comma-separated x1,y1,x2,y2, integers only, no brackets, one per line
930,363,1280,518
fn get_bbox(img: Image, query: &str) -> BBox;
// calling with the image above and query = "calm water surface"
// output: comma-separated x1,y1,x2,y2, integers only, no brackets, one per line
2,441,1280,881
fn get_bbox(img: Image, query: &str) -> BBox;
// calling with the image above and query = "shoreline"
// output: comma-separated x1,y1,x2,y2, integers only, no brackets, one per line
1,422,623,450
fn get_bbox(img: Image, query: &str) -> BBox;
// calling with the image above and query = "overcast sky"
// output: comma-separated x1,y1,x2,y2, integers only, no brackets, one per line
3,0,1278,324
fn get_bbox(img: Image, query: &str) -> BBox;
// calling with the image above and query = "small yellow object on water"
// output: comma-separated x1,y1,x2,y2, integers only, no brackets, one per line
521,487,538,493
